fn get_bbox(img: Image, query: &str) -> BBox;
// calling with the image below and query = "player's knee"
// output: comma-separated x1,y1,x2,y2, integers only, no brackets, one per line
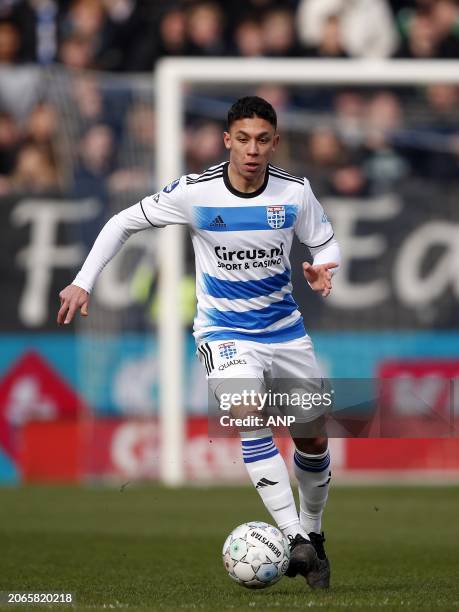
230,402,261,419
293,436,328,454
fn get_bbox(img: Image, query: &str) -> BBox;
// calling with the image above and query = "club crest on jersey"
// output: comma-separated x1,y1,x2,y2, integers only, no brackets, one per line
267,205,285,229
218,341,237,360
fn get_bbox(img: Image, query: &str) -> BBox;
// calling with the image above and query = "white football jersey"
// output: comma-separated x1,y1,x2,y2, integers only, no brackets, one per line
74,162,334,344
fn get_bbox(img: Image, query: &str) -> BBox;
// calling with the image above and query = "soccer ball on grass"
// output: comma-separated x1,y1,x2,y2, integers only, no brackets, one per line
222,521,290,589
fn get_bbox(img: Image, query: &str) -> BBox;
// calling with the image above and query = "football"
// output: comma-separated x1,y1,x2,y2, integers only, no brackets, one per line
222,521,290,589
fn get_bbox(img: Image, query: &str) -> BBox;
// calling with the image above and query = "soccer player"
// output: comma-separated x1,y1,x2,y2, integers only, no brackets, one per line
57,96,340,589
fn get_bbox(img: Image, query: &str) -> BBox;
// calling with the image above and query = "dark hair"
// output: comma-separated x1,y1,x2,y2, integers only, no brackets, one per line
227,96,277,130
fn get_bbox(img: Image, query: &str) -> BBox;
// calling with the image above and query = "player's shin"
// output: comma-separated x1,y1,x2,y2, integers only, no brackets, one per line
294,447,331,535
241,429,307,541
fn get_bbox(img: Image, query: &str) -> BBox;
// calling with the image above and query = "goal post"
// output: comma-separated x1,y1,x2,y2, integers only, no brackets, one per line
155,58,459,486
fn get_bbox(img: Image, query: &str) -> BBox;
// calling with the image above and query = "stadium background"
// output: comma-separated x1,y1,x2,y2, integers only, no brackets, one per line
0,0,459,485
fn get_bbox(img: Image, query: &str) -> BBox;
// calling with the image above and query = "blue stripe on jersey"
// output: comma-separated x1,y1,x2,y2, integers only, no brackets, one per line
201,318,306,344
202,269,291,300
203,295,297,330
193,205,298,232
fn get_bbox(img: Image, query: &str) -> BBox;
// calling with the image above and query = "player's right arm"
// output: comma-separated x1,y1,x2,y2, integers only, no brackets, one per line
57,177,187,325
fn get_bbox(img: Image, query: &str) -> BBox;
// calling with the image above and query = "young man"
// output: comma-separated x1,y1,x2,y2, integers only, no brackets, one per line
58,96,340,589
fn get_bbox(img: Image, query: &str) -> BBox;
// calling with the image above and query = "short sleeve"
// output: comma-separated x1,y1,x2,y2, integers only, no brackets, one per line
294,179,334,248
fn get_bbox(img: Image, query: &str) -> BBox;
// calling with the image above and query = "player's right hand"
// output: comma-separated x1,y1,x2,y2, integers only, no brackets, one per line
57,284,89,325
302,261,338,297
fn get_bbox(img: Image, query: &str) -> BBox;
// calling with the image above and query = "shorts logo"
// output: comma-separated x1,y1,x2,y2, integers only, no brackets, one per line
218,341,237,359
267,205,285,229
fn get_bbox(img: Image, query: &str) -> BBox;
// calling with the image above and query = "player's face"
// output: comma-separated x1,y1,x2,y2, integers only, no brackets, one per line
224,117,279,183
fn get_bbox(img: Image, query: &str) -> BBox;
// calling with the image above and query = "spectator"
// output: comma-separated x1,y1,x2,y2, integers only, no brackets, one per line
363,91,409,194
304,126,348,191
10,141,61,194
257,85,291,113
32,0,60,64
73,123,115,198
60,0,106,41
297,0,399,58
232,18,264,57
185,2,226,56
302,125,368,197
132,7,187,70
71,123,115,245
261,7,303,57
59,0,111,69
0,21,21,64
365,91,403,145
307,128,346,168
59,32,94,69
20,0,60,65
420,84,459,180
185,120,224,174
25,101,58,147
223,0,282,39
72,74,104,126
110,101,156,194
96,0,144,70
305,14,349,58
432,0,459,58
334,90,367,149
425,83,459,126
0,0,52,64
394,7,437,58
157,6,187,58
121,101,155,166
64,73,127,149
330,163,368,196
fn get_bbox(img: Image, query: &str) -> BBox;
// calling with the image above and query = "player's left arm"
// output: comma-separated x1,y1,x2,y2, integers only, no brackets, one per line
303,238,341,297
294,179,341,298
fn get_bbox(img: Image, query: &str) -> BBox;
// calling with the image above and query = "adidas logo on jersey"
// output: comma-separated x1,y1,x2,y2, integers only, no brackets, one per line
210,215,226,228
255,478,279,489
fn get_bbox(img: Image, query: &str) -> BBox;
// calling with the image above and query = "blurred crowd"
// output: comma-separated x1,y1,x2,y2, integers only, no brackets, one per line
185,82,459,199
1,0,459,69
0,0,458,205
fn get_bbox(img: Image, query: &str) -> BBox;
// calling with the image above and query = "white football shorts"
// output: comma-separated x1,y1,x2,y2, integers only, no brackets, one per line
197,335,329,427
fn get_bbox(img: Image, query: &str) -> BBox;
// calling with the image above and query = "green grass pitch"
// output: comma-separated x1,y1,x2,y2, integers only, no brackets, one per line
0,484,458,611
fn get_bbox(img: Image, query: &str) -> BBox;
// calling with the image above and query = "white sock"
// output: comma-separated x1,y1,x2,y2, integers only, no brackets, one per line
241,430,307,541
294,448,331,535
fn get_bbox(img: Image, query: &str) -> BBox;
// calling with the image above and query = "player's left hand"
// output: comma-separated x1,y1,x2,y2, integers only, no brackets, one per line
302,262,338,297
